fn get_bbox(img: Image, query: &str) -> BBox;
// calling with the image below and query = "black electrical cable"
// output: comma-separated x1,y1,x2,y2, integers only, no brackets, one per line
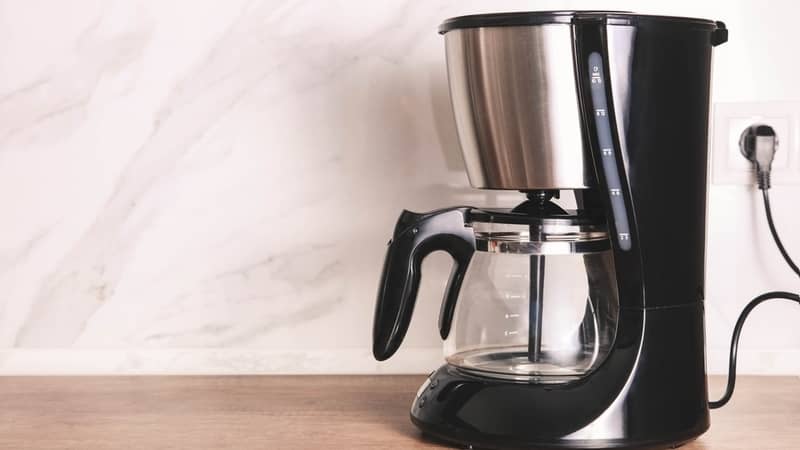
709,291,800,409
710,189,799,409
711,125,800,409
762,189,800,278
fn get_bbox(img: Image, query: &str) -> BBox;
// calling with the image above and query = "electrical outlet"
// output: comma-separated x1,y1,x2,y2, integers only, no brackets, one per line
711,102,800,185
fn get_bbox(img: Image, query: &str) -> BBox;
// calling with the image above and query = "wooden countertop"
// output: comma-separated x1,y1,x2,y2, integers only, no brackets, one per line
0,375,796,449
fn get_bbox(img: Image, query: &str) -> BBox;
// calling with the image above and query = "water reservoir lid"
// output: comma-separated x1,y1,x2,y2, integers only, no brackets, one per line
438,10,724,34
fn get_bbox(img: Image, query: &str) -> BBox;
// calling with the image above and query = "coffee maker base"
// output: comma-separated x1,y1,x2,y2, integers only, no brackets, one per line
410,365,708,450
413,424,699,450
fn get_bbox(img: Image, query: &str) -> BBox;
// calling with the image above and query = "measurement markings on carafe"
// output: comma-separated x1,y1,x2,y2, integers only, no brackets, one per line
504,273,527,279
588,51,632,251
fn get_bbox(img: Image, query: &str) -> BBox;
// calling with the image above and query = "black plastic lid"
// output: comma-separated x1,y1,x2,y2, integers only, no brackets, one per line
439,10,724,34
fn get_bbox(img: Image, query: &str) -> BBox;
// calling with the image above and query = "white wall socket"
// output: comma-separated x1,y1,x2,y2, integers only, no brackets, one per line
712,101,800,185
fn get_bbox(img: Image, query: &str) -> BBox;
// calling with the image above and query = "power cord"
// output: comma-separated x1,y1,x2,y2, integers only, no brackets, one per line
709,124,800,409
709,291,800,409
762,189,800,277
740,124,800,280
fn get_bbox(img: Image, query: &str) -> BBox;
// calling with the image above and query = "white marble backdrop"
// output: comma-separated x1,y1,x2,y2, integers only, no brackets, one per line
0,0,799,374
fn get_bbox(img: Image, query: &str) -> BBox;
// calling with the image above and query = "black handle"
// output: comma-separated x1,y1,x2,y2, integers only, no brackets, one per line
372,207,475,361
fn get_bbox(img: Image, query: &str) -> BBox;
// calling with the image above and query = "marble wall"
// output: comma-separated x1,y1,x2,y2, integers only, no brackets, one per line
0,0,799,374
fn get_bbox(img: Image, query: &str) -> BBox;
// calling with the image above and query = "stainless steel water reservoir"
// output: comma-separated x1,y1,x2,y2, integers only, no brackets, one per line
442,22,594,190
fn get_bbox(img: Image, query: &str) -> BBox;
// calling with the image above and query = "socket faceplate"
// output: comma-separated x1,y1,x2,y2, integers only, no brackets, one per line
712,102,800,185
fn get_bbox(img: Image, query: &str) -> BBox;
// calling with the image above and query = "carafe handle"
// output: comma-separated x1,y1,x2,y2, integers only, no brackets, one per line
372,207,475,361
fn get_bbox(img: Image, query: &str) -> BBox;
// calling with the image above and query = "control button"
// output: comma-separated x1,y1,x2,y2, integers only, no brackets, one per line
419,395,427,408
591,65,602,84
429,379,439,389
415,377,432,399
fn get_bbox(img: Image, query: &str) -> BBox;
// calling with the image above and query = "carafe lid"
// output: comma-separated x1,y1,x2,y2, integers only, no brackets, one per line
467,207,610,255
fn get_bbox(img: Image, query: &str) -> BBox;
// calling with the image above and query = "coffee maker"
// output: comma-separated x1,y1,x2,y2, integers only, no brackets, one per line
373,11,728,449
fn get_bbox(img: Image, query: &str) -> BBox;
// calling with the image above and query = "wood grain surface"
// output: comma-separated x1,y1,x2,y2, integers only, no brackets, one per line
0,375,796,449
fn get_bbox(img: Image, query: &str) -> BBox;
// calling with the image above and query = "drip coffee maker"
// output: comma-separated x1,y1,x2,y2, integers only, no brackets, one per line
373,11,727,449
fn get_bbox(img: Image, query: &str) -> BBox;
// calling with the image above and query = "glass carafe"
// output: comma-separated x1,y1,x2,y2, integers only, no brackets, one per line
444,214,619,382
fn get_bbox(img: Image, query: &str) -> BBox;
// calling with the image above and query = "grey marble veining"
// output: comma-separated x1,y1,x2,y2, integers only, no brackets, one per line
0,0,799,374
